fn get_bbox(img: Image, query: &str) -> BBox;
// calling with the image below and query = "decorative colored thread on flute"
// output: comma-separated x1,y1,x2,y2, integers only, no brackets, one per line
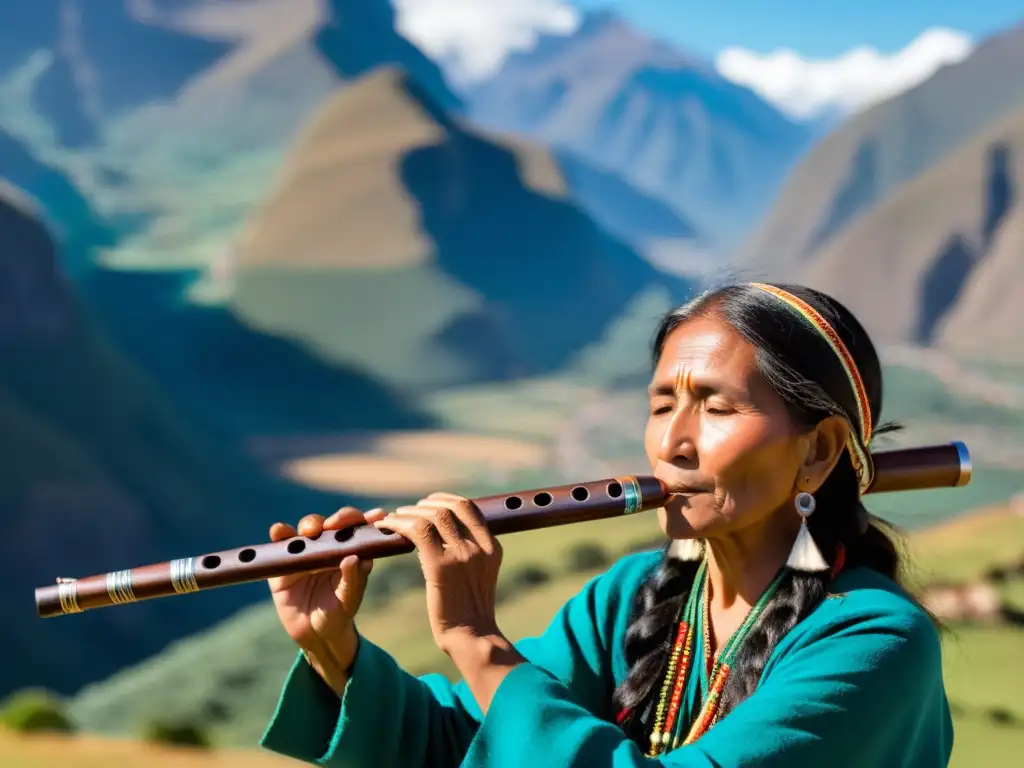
621,476,643,515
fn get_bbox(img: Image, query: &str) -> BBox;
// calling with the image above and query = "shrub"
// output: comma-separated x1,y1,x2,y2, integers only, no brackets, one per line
986,707,1019,727
566,543,610,573
363,556,425,608
0,688,74,733
496,563,551,603
140,718,212,749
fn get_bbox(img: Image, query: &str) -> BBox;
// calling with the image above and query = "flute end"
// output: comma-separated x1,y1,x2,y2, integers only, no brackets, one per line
951,441,972,487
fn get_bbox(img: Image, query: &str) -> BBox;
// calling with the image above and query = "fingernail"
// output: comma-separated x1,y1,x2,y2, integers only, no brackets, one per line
366,507,383,515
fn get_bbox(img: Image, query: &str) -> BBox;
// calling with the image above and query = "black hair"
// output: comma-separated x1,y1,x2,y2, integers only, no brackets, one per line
612,282,909,746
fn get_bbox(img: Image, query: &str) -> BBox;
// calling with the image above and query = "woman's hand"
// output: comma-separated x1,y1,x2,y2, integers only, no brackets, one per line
267,506,387,695
373,492,504,654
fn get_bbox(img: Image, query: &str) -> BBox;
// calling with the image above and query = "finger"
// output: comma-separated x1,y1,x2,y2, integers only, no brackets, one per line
269,522,297,542
297,514,326,539
400,502,466,550
335,555,372,614
416,497,492,551
363,507,388,524
323,506,369,531
374,513,445,554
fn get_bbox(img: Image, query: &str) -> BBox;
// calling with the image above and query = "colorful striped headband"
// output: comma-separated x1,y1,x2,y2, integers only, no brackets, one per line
748,283,875,493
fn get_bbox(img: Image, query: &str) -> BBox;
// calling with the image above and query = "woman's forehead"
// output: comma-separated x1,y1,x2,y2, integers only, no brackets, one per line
653,318,758,384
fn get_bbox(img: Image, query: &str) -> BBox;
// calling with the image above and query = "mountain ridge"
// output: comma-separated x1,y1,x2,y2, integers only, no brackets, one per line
228,64,694,391
463,10,811,248
737,22,1024,275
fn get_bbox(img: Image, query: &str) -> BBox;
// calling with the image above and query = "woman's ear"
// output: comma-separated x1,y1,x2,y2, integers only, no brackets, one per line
800,415,851,493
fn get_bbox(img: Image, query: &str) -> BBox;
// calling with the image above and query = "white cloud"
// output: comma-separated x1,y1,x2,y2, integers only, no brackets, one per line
392,0,580,85
715,27,975,121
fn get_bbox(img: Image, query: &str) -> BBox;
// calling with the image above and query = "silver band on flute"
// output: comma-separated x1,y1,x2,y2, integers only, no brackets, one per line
170,558,199,594
56,578,81,614
106,570,136,605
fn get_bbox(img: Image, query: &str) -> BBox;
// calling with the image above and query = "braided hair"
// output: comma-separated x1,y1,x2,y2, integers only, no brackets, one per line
612,283,907,746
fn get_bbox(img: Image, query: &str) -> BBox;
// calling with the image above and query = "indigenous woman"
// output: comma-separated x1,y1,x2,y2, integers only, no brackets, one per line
260,282,953,766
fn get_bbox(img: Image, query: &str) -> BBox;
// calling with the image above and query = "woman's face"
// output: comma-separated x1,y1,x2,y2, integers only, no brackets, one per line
644,314,809,541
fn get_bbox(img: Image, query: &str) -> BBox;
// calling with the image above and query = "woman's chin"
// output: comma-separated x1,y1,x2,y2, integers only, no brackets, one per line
658,505,705,541
659,505,716,540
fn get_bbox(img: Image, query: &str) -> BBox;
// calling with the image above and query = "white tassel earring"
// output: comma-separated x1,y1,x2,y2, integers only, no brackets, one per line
786,492,830,573
668,538,703,562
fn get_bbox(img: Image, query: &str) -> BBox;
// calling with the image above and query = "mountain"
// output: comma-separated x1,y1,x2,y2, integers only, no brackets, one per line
738,23,1024,275
0,128,118,266
227,65,694,392
0,0,234,147
81,265,435,441
794,104,1024,357
0,0,457,147
1,2,694,274
553,147,702,254
463,11,812,248
0,184,354,698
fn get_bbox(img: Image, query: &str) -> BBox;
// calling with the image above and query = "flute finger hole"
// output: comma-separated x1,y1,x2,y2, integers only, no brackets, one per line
533,492,553,507
570,486,590,502
202,555,221,569
606,481,623,498
334,527,354,543
504,496,523,510
238,548,256,563
287,540,306,555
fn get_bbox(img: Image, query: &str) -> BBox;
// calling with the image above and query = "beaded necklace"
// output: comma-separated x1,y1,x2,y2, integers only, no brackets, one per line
647,560,788,756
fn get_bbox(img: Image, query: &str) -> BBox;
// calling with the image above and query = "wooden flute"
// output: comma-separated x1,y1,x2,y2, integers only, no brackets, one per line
34,441,971,619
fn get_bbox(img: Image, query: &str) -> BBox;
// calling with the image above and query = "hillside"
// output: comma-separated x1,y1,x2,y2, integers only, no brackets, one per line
0,0,456,148
1,2,695,279
80,266,435,441
464,10,811,247
787,104,1024,357
0,0,463,272
0,130,117,262
227,65,693,392
0,0,234,147
738,22,1024,274
0,186,348,698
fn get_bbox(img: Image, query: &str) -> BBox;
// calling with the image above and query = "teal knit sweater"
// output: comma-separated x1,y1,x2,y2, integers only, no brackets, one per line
260,550,953,766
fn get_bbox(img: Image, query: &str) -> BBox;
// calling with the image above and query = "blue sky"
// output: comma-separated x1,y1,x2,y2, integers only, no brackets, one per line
572,0,1022,57
395,0,1018,120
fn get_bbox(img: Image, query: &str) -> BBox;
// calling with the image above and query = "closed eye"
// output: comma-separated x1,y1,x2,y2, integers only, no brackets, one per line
704,400,734,415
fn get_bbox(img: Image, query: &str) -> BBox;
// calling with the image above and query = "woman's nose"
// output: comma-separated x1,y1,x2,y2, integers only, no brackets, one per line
658,408,698,465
